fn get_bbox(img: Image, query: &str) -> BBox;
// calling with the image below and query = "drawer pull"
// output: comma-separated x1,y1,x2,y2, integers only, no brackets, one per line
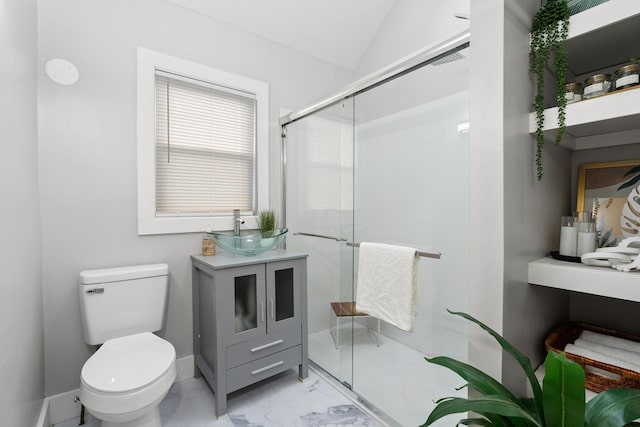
251,361,284,375
250,339,284,353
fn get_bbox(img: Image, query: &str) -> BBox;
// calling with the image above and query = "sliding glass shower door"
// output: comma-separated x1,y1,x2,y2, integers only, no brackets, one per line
283,39,470,426
350,49,470,427
284,98,356,388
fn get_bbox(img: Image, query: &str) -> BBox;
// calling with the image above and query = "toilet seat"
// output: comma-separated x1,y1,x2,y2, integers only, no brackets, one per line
80,332,177,421
81,332,175,394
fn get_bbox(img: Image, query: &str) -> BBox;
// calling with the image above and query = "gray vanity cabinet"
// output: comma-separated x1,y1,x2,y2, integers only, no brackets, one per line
191,250,308,418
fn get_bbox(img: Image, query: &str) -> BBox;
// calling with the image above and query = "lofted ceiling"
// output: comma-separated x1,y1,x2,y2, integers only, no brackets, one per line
166,0,398,70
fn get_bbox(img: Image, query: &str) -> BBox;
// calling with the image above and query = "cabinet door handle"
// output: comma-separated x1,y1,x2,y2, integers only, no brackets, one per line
251,360,284,375
269,299,275,320
260,302,265,323
250,339,284,353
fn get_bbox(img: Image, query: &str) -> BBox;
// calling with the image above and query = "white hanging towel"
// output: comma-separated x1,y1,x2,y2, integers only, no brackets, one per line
355,242,418,332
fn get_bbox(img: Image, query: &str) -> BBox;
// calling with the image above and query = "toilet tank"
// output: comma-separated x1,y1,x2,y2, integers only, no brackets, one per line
79,263,169,345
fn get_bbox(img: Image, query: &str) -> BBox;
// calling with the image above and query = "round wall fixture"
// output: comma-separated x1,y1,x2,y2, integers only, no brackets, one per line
45,58,79,85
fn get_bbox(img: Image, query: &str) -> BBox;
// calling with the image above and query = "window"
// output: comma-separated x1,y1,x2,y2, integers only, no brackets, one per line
137,48,268,235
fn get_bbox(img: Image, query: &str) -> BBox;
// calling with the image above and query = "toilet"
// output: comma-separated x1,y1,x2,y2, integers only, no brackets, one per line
78,263,177,427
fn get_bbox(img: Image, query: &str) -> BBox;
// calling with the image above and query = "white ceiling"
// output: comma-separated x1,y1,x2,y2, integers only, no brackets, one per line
166,0,398,70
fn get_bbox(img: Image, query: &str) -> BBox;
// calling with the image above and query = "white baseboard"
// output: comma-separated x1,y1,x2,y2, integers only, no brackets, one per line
35,396,50,427
175,354,194,382
46,389,81,426
40,355,195,426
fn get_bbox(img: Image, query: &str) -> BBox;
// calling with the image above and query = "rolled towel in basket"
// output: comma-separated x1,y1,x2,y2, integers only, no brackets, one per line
574,338,640,366
580,330,640,354
565,343,640,373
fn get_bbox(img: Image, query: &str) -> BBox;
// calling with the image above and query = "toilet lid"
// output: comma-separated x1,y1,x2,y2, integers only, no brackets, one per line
81,332,175,394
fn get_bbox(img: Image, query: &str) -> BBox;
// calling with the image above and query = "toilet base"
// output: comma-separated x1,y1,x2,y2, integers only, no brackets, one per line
100,406,161,427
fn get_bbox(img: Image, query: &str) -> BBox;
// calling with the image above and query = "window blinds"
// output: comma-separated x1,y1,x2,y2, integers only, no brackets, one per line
155,71,256,216
302,113,353,211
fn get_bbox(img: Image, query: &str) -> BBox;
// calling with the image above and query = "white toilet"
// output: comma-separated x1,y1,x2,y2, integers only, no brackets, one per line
78,263,177,427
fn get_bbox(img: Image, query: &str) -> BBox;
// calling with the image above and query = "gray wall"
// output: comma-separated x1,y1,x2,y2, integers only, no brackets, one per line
38,0,354,396
501,0,572,395
468,0,572,392
466,0,577,394
0,0,45,423
468,0,507,381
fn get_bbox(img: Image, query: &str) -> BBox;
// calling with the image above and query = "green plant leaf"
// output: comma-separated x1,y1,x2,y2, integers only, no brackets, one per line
617,174,640,191
530,0,569,181
623,165,640,177
520,398,538,415
426,356,521,404
426,358,531,427
457,418,495,426
447,310,545,424
422,396,542,427
585,388,640,427
480,413,516,427
542,352,585,427
425,362,536,427
258,210,276,232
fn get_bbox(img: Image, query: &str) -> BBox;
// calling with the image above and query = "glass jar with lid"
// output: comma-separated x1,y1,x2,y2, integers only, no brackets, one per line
583,74,611,99
565,82,582,104
613,63,640,91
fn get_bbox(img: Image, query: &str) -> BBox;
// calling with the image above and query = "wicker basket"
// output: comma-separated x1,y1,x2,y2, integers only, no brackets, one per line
545,322,640,392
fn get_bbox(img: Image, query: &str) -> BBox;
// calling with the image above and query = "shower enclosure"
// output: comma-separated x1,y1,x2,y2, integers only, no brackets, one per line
282,32,470,426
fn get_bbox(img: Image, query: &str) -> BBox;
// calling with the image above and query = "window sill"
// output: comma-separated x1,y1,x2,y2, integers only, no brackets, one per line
138,215,259,236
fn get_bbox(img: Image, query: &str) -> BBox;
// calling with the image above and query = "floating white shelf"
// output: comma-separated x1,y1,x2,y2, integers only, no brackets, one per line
528,88,640,150
528,0,640,150
566,0,640,75
528,257,640,302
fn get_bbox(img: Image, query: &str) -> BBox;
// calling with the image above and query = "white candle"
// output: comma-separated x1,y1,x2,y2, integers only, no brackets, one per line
577,231,596,256
559,226,578,256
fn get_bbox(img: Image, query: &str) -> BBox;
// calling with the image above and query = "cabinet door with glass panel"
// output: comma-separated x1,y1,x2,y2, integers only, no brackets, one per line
218,264,267,346
266,259,303,334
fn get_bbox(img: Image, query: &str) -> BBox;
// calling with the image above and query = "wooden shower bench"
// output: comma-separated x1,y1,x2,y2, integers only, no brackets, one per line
329,302,381,348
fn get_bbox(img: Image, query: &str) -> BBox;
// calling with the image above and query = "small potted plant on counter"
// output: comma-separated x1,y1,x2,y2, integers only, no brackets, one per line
258,210,276,245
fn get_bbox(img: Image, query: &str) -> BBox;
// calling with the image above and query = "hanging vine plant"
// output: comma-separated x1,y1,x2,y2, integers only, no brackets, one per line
530,0,570,181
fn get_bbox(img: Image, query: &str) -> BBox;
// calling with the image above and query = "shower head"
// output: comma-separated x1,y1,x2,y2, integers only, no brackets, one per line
430,52,466,66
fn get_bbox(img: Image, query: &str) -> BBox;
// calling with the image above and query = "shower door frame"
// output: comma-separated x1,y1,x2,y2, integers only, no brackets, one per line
279,31,469,130
279,27,470,396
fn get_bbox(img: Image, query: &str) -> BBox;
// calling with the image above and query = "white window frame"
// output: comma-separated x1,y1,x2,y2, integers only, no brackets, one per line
137,47,269,235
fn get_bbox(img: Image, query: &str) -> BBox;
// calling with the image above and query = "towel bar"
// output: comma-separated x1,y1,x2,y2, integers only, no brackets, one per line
293,232,347,241
293,232,441,259
346,242,441,259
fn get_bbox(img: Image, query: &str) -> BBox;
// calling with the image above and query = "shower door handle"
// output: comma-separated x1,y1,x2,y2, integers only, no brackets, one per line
293,232,347,242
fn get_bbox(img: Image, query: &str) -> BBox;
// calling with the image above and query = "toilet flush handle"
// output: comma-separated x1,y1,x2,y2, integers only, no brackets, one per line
86,288,104,294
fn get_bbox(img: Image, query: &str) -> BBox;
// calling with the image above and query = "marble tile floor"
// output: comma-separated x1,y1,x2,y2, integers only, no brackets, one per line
308,324,466,427
54,367,386,427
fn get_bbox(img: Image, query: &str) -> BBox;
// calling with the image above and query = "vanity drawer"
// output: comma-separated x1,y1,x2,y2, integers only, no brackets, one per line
226,345,302,393
225,324,301,369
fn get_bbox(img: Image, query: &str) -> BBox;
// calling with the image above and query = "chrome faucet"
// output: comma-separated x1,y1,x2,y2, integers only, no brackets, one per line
233,209,245,235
